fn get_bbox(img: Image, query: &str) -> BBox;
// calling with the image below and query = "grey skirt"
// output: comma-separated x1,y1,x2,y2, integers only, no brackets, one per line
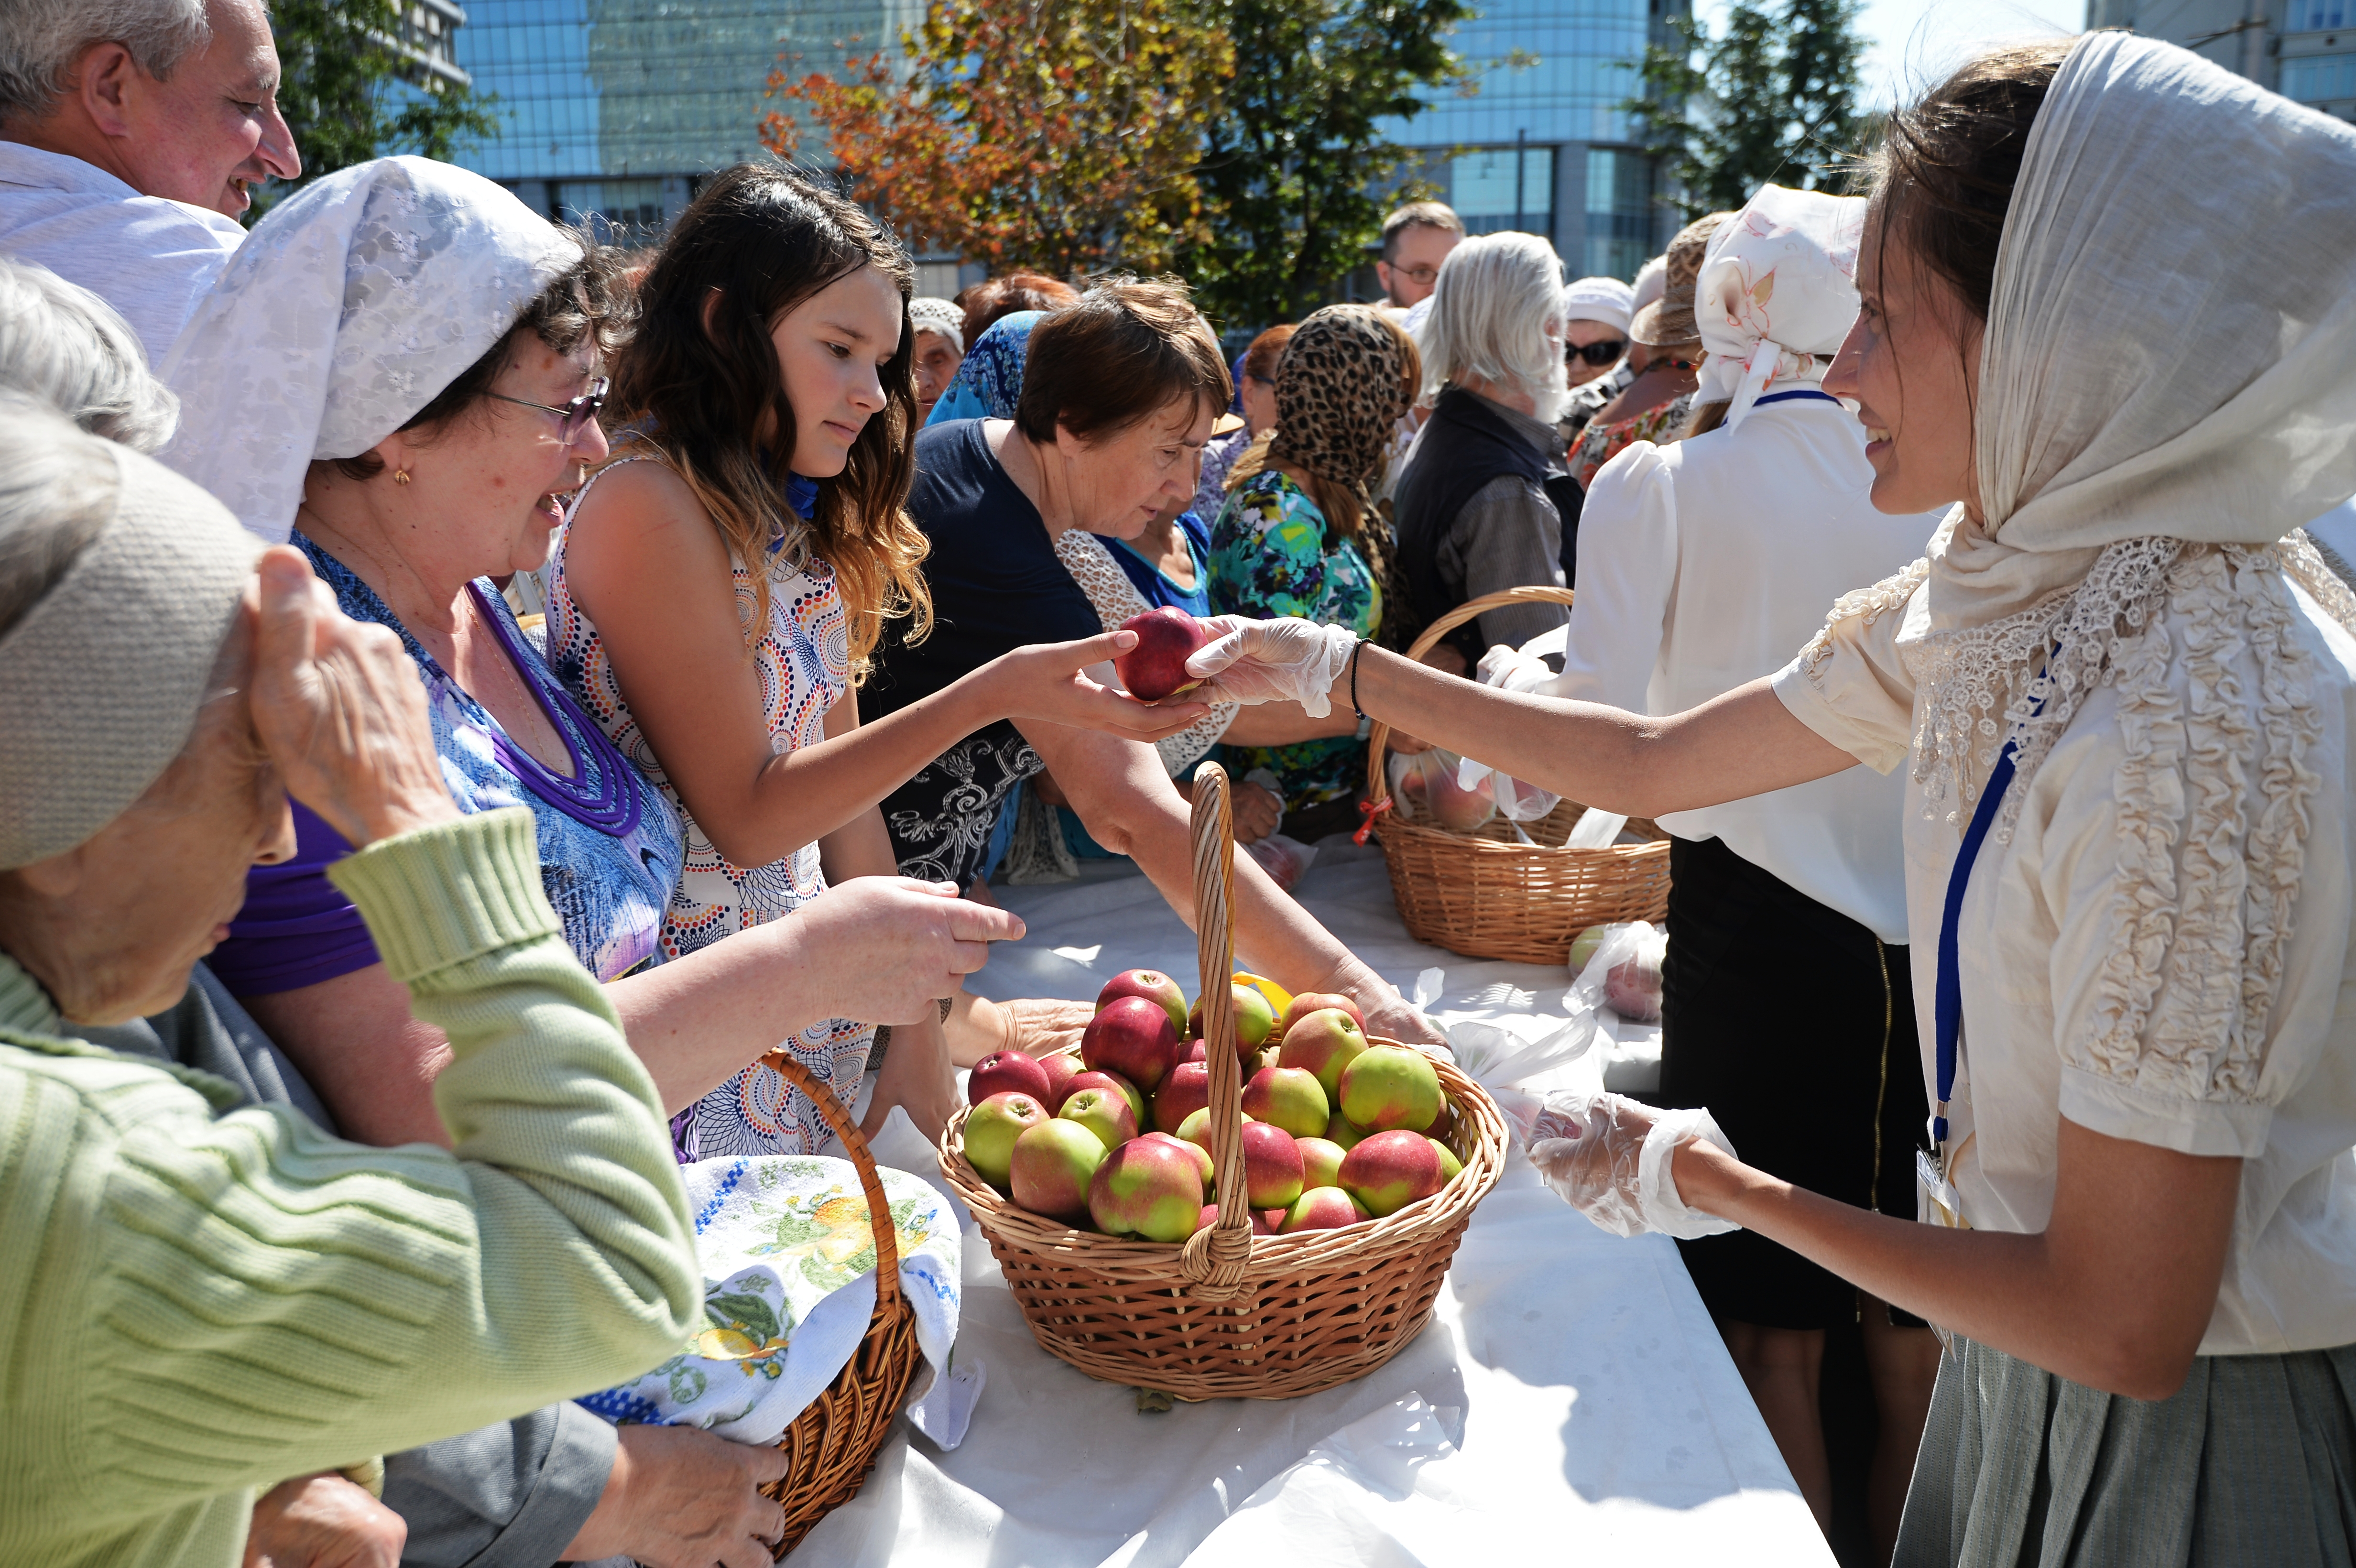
1896,1335,2356,1568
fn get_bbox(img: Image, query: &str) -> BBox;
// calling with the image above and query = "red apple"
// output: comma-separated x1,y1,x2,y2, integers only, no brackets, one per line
968,1048,1052,1107
1139,1129,1213,1187
1011,1117,1109,1220
1098,968,1189,1035
1058,1085,1139,1150
1276,1008,1369,1101
1176,1104,1244,1173
1604,955,1663,1023
1176,1037,1209,1067
1429,1137,1464,1183
1114,607,1210,701
1195,1203,1283,1236
1279,1186,1372,1233
1082,996,1182,1096
1153,1059,1212,1134
1279,992,1365,1035
1296,1135,1348,1191
1239,1119,1305,1210
1065,1068,1145,1129
962,1091,1049,1187
1089,1134,1207,1241
1039,1049,1085,1111
1240,1065,1330,1139
1338,1045,1444,1134
1340,1129,1446,1217
1189,983,1276,1061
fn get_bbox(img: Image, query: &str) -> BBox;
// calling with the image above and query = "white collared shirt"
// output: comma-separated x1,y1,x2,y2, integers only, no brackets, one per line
0,141,245,368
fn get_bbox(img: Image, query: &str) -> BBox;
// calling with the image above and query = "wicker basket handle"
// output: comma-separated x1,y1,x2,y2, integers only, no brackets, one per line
1178,761,1250,1302
759,1047,902,1310
1362,584,1579,810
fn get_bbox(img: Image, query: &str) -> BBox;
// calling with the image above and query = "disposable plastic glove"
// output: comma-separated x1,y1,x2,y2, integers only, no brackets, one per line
1185,616,1359,716
1527,1091,1740,1240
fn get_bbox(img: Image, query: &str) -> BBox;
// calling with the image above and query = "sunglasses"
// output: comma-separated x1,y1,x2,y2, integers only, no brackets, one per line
1567,339,1627,367
486,375,609,441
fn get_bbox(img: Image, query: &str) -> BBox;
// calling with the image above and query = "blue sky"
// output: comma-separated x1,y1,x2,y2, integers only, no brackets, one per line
1697,0,2086,107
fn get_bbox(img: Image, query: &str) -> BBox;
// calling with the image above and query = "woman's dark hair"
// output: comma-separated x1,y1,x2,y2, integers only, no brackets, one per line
1015,275,1232,446
1868,40,2071,323
608,163,930,666
1240,323,1295,386
960,270,1079,349
327,226,629,484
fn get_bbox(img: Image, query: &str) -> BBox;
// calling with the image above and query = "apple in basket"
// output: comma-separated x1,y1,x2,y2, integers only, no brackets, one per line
1279,992,1365,1035
1139,1129,1213,1187
1011,1117,1110,1220
1189,983,1276,1059
1114,607,1211,702
1325,1110,1369,1150
1154,1059,1212,1133
967,1047,1052,1106
1277,1008,1369,1101
1196,1204,1285,1236
1039,1049,1086,1112
1065,1068,1145,1128
1098,968,1189,1035
1239,1120,1305,1210
1176,1037,1209,1067
1176,1105,1239,1169
962,1091,1050,1188
1059,1085,1139,1151
1296,1136,1349,1192
1338,1045,1444,1134
1280,1186,1373,1234
1089,1135,1207,1241
1341,1129,1447,1217
1430,1138,1464,1183
1082,996,1182,1094
1240,1065,1329,1139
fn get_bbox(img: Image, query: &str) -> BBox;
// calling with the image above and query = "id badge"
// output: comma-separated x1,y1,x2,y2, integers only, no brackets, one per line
1915,1146,1971,1231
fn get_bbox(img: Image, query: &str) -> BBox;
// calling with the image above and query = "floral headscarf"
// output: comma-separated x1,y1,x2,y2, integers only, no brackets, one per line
1265,305,1414,507
923,309,1041,425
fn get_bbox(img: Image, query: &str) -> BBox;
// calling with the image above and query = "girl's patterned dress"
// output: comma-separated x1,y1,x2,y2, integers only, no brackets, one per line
1207,468,1381,811
545,455,873,1160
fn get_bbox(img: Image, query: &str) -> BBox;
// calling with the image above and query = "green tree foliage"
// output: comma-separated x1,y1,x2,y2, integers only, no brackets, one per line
1180,0,1470,326
260,0,496,218
1629,0,1865,221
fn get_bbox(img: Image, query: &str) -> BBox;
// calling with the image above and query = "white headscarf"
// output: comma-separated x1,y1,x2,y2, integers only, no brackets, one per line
159,157,580,542
1693,184,1865,432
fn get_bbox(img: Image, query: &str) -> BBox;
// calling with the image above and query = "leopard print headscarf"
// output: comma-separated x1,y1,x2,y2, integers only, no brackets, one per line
1267,305,1413,513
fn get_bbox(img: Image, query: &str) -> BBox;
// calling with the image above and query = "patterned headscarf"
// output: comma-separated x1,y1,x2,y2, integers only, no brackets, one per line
923,310,1040,425
1265,305,1413,504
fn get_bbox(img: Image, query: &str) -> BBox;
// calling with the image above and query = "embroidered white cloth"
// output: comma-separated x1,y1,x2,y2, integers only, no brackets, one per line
1691,185,1863,431
159,156,578,541
0,141,244,369
579,1155,968,1448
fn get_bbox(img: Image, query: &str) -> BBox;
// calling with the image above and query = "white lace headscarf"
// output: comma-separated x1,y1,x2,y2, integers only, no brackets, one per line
1693,184,1864,432
159,157,580,542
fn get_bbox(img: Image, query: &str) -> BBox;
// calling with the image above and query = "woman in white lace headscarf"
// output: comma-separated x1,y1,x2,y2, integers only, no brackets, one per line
1185,34,2356,1562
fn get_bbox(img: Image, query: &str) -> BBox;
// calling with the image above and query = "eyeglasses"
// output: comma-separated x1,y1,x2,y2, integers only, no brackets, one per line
486,376,609,442
1389,263,1441,285
1567,339,1628,367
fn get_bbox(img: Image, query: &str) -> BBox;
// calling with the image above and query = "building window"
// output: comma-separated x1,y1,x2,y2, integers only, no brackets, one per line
2286,0,2349,30
557,179,665,245
1584,146,1651,281
2283,51,2356,103
1450,145,1555,236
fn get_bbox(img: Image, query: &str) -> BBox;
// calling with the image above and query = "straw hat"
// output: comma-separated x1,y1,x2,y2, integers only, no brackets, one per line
1629,212,1734,348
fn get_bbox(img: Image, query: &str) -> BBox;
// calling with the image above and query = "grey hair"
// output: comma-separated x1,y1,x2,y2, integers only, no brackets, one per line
1414,230,1570,417
0,393,120,638
0,259,178,451
0,0,212,126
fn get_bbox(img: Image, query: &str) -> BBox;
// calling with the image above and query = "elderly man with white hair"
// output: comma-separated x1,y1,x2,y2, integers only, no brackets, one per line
0,0,298,366
1393,230,1576,667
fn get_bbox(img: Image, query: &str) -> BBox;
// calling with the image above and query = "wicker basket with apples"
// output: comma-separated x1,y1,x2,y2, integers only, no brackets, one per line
938,762,1505,1401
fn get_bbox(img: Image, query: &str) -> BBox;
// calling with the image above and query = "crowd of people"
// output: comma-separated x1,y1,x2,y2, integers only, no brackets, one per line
0,2,2353,1567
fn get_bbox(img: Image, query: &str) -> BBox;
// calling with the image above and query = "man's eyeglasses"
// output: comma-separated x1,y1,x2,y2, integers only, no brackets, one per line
1389,263,1441,285
1568,339,1628,367
486,376,609,442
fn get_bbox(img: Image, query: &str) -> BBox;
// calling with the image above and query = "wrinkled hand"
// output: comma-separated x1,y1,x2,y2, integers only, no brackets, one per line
1527,1091,1739,1240
243,1473,404,1568
796,878,1024,1026
560,1424,791,1568
1233,780,1282,844
248,546,457,847
1183,616,1358,715
993,631,1212,740
866,1010,957,1143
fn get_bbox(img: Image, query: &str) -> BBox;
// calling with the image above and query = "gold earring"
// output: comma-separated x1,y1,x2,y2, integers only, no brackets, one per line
393,468,411,486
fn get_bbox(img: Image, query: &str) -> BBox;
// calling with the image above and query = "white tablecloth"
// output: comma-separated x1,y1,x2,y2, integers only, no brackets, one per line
791,842,1831,1566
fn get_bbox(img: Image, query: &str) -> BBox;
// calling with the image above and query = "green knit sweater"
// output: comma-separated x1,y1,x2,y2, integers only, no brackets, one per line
0,808,700,1568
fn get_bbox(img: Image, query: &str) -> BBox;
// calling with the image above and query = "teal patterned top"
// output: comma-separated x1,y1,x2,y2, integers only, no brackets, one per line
1208,468,1381,810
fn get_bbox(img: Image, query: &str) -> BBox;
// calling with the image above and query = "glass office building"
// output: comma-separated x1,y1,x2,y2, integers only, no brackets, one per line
2085,0,2356,120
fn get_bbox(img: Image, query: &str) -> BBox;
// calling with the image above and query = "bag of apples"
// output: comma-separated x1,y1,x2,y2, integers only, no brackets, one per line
938,763,1505,1402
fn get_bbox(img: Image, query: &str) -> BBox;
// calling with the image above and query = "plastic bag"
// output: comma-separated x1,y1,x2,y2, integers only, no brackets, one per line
1450,641,1566,822
1396,746,1496,831
1242,831,1319,892
1566,919,1665,1022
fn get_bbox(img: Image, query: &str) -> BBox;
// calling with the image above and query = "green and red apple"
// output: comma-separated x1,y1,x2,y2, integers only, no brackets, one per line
1337,1045,1444,1134
1340,1129,1446,1216
1011,1117,1109,1220
1276,1008,1369,1101
963,1091,1049,1188
1088,1134,1205,1241
1239,1065,1329,1139
1058,1085,1139,1150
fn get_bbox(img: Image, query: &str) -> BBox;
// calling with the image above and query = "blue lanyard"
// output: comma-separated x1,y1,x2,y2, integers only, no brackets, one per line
1752,388,1840,407
1931,666,2052,1147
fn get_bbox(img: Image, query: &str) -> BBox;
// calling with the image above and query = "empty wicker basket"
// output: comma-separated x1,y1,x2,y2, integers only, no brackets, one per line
937,762,1506,1400
1365,585,1671,967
